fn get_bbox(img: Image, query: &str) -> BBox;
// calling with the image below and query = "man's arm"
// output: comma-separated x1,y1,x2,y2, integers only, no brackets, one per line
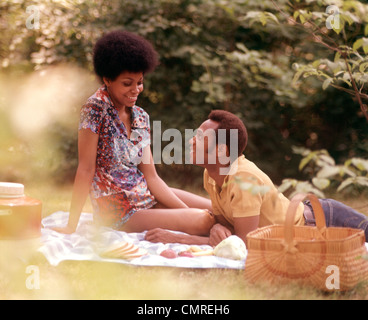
144,216,229,247
233,215,259,245
145,215,260,247
207,214,233,246
204,215,260,247
145,215,222,246
145,228,210,245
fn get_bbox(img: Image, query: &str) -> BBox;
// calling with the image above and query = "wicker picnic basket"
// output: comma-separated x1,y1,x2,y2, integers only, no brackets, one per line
244,193,368,291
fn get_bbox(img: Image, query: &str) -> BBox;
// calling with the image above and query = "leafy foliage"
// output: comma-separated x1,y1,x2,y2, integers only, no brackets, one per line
279,147,368,198
0,0,367,189
284,0,368,121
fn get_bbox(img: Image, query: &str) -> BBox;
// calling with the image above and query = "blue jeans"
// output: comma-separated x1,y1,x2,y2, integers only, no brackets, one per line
304,199,368,242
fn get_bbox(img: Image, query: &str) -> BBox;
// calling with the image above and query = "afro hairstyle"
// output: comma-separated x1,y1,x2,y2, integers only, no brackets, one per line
93,30,159,80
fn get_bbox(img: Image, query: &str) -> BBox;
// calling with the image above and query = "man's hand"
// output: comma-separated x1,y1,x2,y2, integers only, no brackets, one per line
145,228,182,243
209,223,232,247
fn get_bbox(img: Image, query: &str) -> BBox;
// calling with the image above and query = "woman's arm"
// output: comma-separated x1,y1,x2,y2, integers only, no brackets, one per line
138,145,188,209
52,129,98,233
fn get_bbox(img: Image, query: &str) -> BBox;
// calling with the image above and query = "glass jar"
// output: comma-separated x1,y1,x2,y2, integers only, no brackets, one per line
0,182,42,240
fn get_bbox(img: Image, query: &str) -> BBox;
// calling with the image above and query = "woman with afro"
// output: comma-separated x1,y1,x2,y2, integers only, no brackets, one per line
53,30,214,236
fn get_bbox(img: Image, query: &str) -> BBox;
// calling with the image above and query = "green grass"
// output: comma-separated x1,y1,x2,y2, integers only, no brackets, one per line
1,183,368,300
2,256,368,300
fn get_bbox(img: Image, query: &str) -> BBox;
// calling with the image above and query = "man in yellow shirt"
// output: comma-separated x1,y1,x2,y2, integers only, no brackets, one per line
145,110,368,246
203,155,305,229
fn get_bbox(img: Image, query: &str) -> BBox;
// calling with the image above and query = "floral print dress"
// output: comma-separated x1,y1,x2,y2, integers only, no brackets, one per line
79,85,156,228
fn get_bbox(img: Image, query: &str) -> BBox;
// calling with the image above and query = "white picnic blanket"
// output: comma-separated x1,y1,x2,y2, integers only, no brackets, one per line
38,211,246,269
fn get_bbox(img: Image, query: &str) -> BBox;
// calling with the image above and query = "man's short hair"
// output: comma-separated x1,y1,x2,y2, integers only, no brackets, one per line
208,110,248,157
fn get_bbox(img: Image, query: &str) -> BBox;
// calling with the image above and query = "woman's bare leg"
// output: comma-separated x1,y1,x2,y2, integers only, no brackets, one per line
170,187,212,211
121,207,215,235
121,187,214,234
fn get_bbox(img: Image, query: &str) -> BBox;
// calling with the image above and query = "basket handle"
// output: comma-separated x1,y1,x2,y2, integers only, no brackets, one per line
284,193,326,248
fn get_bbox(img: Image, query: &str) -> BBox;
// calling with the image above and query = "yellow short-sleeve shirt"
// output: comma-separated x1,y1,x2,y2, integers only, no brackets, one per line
203,155,305,228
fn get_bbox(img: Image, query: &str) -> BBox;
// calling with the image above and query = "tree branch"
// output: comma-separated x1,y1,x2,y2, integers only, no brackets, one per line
271,0,368,121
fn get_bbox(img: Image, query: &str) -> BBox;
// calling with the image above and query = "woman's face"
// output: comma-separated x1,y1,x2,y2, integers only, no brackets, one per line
103,71,144,109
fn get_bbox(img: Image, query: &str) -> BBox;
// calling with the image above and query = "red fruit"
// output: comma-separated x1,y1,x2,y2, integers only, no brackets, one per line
178,251,194,258
160,249,177,259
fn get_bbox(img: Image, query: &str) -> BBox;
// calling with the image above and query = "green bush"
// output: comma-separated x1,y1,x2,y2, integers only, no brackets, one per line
1,0,367,189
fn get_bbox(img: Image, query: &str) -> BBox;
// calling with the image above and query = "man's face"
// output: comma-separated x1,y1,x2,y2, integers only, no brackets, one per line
189,119,219,167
